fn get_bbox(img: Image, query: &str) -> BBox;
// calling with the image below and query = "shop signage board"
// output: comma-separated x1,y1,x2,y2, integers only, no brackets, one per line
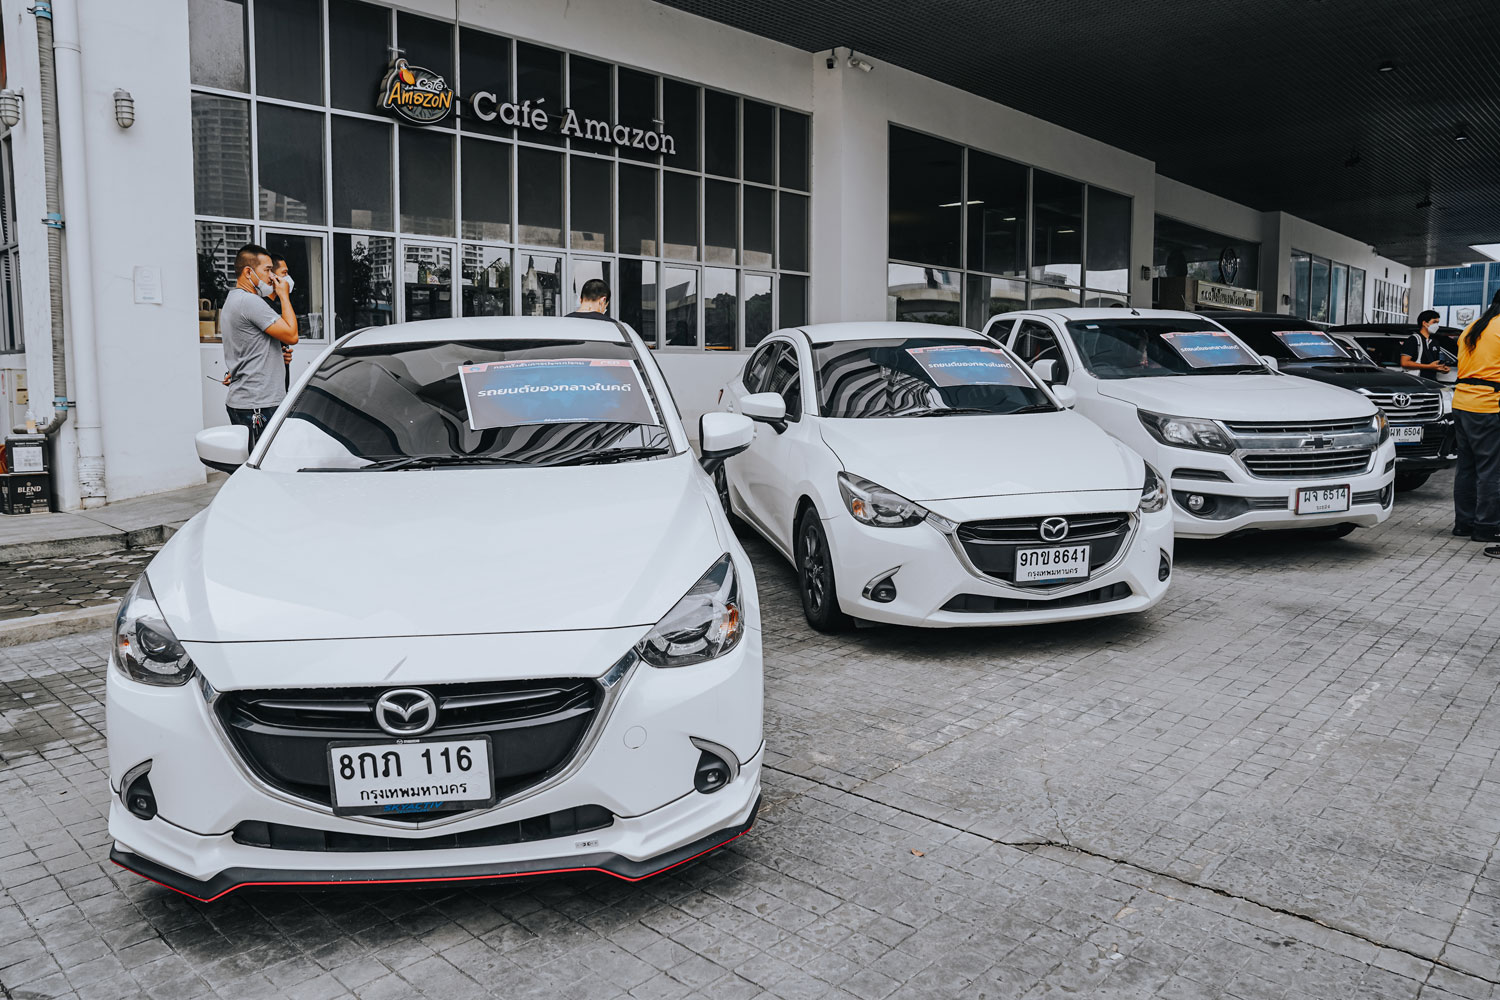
378,59,456,125
1195,280,1260,312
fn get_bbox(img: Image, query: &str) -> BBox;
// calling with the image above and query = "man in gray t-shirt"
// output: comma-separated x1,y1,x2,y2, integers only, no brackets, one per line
220,243,298,446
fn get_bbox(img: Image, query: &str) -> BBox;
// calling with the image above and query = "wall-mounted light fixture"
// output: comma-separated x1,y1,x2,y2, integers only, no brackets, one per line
112,89,135,129
847,51,873,73
0,89,24,129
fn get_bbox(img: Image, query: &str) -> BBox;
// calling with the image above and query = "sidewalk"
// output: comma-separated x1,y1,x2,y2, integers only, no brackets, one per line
0,474,224,563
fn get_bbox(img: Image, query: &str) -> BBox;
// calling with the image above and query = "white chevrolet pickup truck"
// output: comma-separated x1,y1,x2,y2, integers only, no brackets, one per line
985,308,1397,539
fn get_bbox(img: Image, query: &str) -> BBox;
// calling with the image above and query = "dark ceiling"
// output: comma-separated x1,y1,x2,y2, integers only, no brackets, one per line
655,0,1500,268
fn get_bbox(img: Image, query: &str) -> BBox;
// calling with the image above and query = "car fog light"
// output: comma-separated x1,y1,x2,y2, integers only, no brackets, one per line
1380,485,1394,508
690,737,740,794
862,567,900,604
121,761,157,820
1159,550,1171,581
1186,494,1206,511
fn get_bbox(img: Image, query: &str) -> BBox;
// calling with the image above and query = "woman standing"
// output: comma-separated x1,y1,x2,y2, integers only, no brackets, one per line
1453,289,1500,555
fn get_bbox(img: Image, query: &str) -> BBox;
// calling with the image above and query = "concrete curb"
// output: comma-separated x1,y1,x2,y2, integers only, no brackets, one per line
0,521,190,566
0,604,116,647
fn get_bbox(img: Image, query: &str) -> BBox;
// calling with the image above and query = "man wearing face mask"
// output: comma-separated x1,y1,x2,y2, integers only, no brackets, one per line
220,243,298,447
1401,310,1450,380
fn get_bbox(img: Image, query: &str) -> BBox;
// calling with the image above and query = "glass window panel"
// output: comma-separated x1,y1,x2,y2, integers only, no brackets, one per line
620,258,657,346
459,28,512,138
779,192,808,273
618,165,658,256
618,68,659,164
1348,267,1365,324
1086,187,1131,293
192,95,252,218
745,274,773,347
257,104,325,225
568,56,613,155
399,128,454,236
402,243,452,321
1330,262,1348,325
569,156,612,251
462,244,511,316
518,252,564,315
705,267,737,349
189,0,247,91
966,151,1027,278
664,171,698,260
516,146,563,246
663,266,698,347
570,259,612,315
963,275,1027,330
332,116,393,230
332,233,394,334
460,137,510,242
1153,216,1259,289
196,221,254,343
1310,256,1331,323
888,126,961,268
742,100,775,185
743,185,774,269
705,180,736,264
662,80,699,171
1032,170,1082,287
779,110,809,192
516,43,564,148
254,0,323,104
264,232,326,340
1290,250,1311,319
1083,290,1128,308
704,89,738,178
780,274,807,328
887,262,959,324
397,12,454,91
1030,284,1081,310
329,0,390,113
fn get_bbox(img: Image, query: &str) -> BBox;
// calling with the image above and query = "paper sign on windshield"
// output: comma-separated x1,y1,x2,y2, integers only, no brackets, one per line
1273,330,1346,360
1159,331,1261,369
906,345,1030,387
457,358,658,430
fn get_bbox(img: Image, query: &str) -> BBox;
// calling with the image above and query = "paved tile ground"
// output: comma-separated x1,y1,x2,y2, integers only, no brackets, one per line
2,470,1499,999
0,549,158,621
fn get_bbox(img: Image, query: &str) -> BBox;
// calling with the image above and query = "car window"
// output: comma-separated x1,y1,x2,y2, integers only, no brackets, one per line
1352,336,1405,366
811,337,1055,418
763,342,803,420
259,338,675,471
741,341,780,393
1064,319,1267,378
1013,321,1070,382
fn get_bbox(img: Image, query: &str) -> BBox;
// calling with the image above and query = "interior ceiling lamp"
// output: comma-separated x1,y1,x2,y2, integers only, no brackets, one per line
0,90,23,129
113,89,135,129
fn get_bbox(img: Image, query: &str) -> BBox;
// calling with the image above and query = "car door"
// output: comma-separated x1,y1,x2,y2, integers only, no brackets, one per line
734,338,808,553
1010,319,1073,386
721,340,781,513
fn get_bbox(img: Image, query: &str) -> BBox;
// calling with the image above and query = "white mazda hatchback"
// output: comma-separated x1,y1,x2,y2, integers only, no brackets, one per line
716,322,1174,631
107,317,763,901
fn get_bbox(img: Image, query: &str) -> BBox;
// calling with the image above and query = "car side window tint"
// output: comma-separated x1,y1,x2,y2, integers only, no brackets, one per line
764,342,802,420
1014,321,1070,383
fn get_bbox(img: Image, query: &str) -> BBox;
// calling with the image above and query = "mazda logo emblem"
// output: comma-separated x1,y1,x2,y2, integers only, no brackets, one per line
1039,516,1069,542
1302,435,1334,449
1392,393,1411,408
374,688,438,737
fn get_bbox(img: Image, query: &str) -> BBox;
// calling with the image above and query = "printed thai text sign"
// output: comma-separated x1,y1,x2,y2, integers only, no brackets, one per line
1160,331,1262,369
458,358,658,430
906,345,1030,387
1273,330,1346,360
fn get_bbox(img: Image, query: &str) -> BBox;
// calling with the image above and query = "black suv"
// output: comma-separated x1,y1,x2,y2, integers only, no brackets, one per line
1204,311,1456,492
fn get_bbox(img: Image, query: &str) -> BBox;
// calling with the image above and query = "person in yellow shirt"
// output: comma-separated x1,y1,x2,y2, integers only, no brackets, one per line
1453,289,1500,553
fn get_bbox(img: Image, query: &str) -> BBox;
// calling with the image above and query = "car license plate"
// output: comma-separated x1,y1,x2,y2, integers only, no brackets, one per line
1015,544,1090,583
1294,485,1350,514
1391,425,1423,444
328,737,493,816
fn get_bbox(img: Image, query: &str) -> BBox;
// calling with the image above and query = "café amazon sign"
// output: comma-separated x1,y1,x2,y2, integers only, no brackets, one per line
376,59,678,155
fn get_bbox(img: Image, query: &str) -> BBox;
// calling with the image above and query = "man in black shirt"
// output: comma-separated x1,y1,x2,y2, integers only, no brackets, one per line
566,279,611,321
1401,310,1450,381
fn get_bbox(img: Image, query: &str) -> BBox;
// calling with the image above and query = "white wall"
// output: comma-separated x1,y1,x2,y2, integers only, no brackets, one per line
1274,213,1409,321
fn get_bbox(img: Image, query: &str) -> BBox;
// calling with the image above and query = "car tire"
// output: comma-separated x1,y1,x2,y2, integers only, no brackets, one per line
1394,471,1431,492
796,508,854,633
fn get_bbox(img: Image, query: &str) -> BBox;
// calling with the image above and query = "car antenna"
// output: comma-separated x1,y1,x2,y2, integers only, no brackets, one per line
1130,306,1140,316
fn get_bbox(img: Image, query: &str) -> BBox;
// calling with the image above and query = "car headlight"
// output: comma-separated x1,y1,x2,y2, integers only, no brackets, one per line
1137,410,1233,453
1139,462,1168,513
1374,411,1389,444
114,575,196,686
837,473,929,527
637,554,744,668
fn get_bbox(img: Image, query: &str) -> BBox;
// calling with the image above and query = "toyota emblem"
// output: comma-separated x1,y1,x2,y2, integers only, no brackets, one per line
1392,393,1411,408
1039,516,1070,542
374,688,438,737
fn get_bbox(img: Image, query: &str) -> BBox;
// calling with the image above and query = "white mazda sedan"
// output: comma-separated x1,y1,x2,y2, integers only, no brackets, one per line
715,322,1174,631
107,317,763,901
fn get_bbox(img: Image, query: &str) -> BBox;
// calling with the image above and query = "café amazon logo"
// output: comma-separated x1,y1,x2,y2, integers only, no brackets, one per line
378,58,455,125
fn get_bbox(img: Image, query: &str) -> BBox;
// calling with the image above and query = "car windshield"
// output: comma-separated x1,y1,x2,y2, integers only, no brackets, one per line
258,338,674,471
1066,319,1268,378
811,337,1055,418
1224,325,1352,362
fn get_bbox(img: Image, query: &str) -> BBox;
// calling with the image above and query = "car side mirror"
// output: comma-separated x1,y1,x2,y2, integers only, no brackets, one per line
741,391,788,433
1259,354,1280,372
1030,359,1057,383
699,412,755,474
1052,385,1078,409
196,424,250,474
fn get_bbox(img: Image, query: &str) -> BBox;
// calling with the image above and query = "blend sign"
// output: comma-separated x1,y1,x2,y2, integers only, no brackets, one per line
378,59,455,125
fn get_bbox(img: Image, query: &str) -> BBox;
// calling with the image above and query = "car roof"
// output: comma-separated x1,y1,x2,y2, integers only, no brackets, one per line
343,316,629,347
1012,308,1211,323
1202,312,1328,329
787,321,991,344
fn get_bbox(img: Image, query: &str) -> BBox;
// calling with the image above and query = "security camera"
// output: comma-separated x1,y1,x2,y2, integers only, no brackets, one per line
826,53,836,69
848,56,873,73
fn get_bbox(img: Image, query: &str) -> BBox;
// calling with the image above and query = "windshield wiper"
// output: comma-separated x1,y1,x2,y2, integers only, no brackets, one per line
1007,403,1058,414
549,446,673,466
1206,365,1268,374
299,455,530,472
900,406,996,417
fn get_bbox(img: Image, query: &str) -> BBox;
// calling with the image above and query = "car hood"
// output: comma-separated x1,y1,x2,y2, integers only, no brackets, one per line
816,411,1141,502
150,455,724,642
1096,374,1377,421
1279,363,1437,393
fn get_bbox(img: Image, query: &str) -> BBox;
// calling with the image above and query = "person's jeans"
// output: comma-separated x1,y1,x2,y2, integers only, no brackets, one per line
1453,409,1500,531
225,405,270,450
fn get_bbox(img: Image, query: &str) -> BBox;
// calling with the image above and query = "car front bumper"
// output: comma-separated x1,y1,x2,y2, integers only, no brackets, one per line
1392,417,1457,472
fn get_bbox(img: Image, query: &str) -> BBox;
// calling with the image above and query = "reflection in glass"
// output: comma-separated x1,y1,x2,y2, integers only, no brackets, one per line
196,222,253,343
255,0,323,104
569,56,613,155
663,80,699,170
705,268,737,349
189,0,247,91
516,43,564,148
461,245,511,316
570,259,612,314
779,193,808,272
403,244,452,321
1153,216,1260,290
264,232,326,341
1084,290,1128,308
887,263,960,325
461,138,510,242
704,90,738,178
1293,251,1311,316
519,253,564,316
743,101,775,185
332,117,392,230
963,275,1026,329
618,69,659,165
399,129,454,236
745,274,772,347
620,259,657,346
663,267,698,346
780,274,807,328
618,165,658,256
192,95,252,218
570,157,612,251
743,186,774,269
396,12,454,90
1086,187,1131,293
460,28,512,138
1330,263,1348,325
1309,256,1331,323
705,180,736,264
888,126,961,268
258,104,325,225
517,147,563,247
1032,170,1083,286
1348,268,1365,324
779,110,809,191
664,172,698,260
333,233,394,335
1030,284,1081,310
329,0,391,113
966,151,1027,277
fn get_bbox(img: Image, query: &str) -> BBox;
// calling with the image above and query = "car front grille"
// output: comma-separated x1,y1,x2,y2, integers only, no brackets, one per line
217,679,599,819
1396,441,1443,459
1364,391,1443,422
1222,418,1372,434
1240,450,1373,479
955,513,1132,584
942,582,1133,614
233,804,614,853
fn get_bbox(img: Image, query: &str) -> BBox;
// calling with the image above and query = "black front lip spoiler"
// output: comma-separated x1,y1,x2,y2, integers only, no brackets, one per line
111,796,759,903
